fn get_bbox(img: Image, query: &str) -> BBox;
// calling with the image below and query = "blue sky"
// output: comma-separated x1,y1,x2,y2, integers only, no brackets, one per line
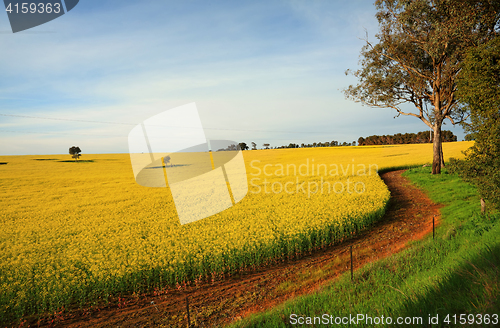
0,0,465,155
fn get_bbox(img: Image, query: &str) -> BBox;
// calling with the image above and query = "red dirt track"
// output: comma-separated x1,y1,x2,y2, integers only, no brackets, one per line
26,170,441,328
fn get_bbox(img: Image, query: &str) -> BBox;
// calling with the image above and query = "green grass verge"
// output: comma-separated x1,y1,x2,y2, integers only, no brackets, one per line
230,166,500,327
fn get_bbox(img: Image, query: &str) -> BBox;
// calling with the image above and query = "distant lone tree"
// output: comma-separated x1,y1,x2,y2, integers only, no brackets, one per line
251,142,257,150
239,142,249,150
69,146,81,162
344,0,500,174
263,143,270,149
163,155,172,167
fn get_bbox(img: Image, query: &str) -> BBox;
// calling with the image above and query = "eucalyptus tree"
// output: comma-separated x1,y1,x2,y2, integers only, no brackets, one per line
344,0,500,173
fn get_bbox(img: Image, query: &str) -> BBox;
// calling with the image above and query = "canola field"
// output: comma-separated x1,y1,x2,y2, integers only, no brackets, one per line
0,142,472,322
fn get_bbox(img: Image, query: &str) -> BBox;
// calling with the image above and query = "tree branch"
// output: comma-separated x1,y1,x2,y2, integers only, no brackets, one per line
364,39,434,82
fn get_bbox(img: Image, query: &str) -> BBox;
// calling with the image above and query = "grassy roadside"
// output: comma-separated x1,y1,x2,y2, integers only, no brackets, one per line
230,166,500,327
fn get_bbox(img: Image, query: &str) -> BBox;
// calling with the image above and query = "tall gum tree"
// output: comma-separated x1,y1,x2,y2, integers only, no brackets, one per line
344,0,500,174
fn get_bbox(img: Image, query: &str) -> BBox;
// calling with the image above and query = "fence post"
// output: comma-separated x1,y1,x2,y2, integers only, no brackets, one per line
350,245,353,281
186,296,191,328
433,216,435,240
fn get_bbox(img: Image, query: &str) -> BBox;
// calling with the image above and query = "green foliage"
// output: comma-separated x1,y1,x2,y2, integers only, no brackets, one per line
452,37,500,210
457,37,500,113
464,133,475,141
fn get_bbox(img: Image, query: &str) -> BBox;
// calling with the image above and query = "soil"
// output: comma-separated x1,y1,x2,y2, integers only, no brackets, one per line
23,170,441,328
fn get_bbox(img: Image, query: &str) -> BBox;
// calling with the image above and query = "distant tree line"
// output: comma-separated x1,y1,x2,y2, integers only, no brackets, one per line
238,131,457,150
217,144,240,151
239,140,357,150
277,141,357,149
357,131,457,146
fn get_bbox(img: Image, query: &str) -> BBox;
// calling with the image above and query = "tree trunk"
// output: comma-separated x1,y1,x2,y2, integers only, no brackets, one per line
481,198,486,214
440,139,445,168
432,125,442,174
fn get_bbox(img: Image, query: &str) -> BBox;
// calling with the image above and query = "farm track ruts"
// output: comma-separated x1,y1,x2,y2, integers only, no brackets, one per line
32,170,441,328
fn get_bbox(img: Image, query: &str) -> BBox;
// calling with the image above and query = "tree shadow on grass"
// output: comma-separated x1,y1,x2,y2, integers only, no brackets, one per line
383,153,410,157
0,162,7,165
145,164,191,169
57,160,95,163
396,242,500,326
33,158,59,161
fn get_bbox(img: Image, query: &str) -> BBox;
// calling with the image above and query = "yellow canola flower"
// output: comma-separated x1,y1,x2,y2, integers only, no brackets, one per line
0,142,472,319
